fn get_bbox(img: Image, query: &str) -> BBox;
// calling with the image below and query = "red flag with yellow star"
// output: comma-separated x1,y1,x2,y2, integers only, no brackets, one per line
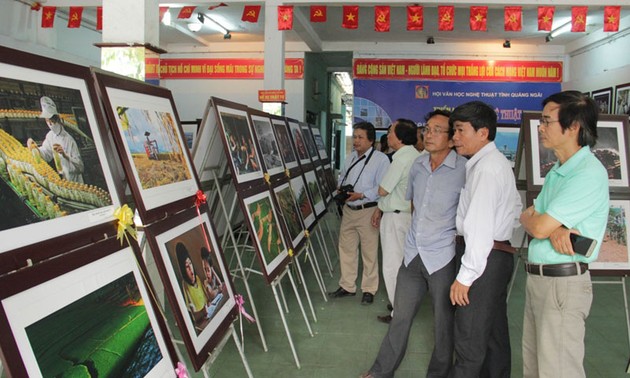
604,6,621,32
343,5,359,29
407,5,423,31
504,6,522,32
374,6,390,32
242,5,261,23
469,6,487,31
571,6,588,32
310,5,326,22
159,7,169,22
177,6,196,19
96,6,103,30
67,6,83,28
41,6,55,28
537,6,554,31
438,6,454,31
278,5,293,30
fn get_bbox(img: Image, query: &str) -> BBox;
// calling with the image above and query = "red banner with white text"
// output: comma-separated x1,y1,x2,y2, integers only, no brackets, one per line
156,58,304,79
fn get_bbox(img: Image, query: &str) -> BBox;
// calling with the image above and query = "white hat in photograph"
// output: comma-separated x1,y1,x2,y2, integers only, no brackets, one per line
39,96,58,119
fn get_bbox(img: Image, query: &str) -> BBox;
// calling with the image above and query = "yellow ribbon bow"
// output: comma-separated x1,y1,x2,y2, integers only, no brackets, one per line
114,204,137,245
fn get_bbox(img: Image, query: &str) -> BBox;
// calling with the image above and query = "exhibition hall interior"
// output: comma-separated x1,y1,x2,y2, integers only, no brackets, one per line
0,0,629,377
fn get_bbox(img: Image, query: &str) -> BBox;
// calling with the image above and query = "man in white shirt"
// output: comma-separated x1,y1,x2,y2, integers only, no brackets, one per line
449,101,522,377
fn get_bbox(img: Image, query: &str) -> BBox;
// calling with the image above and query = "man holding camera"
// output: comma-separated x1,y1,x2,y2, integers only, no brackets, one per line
519,91,609,377
329,122,390,305
370,119,419,322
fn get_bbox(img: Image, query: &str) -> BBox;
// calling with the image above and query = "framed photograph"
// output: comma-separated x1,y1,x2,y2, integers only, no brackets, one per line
270,116,298,172
211,97,264,186
249,110,284,178
323,163,338,197
592,87,613,114
143,206,237,370
523,112,630,192
273,180,306,251
0,46,122,254
590,198,630,275
240,189,291,283
300,123,320,164
374,128,389,154
191,100,227,182
290,175,315,230
305,169,326,217
181,120,200,150
614,83,630,119
287,119,311,167
316,165,332,203
495,125,520,168
0,237,177,377
311,126,328,161
93,69,200,225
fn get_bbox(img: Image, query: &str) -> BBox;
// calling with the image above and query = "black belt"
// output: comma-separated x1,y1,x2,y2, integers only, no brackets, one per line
525,262,589,277
455,235,516,254
346,202,378,211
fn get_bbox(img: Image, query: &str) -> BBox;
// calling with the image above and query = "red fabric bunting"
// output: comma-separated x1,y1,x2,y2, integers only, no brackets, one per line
407,5,423,31
41,6,55,28
469,6,487,31
96,6,103,30
242,5,261,23
159,7,169,22
604,6,621,32
504,6,522,32
537,6,555,31
374,6,390,32
310,5,327,22
177,6,196,19
343,5,359,29
67,6,83,28
438,6,454,31
208,3,227,11
571,6,588,32
278,5,293,31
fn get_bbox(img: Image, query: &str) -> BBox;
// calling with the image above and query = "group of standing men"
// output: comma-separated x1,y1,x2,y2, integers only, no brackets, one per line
329,91,609,378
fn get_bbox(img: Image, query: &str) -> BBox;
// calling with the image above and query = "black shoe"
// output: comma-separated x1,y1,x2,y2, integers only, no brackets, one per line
328,287,356,298
377,314,392,324
387,303,393,311
361,292,374,305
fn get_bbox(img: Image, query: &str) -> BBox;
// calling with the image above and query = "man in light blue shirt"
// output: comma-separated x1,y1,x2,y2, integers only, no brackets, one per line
362,110,466,378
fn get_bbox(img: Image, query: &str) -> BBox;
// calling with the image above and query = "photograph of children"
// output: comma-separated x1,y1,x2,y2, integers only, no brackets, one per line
273,181,305,248
217,107,263,183
116,106,191,189
591,200,630,271
271,119,298,169
300,125,320,161
243,191,290,277
165,224,230,335
305,170,326,215
615,83,630,120
592,88,612,114
288,121,310,164
251,115,284,175
495,127,520,168
0,73,118,252
25,272,164,377
290,175,315,229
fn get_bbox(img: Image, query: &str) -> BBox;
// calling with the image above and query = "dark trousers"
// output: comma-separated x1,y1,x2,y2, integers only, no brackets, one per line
370,255,456,378
450,246,514,378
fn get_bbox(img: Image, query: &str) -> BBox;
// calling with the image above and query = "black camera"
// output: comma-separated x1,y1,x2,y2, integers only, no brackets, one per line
334,184,354,206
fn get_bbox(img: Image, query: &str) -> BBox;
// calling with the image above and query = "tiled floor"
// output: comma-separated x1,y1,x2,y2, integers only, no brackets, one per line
175,212,630,377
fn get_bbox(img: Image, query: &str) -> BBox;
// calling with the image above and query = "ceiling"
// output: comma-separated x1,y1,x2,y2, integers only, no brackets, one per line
158,4,618,50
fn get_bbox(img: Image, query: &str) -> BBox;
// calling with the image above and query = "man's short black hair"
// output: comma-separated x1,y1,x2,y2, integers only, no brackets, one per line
353,121,376,143
542,90,598,147
449,101,497,141
393,118,418,146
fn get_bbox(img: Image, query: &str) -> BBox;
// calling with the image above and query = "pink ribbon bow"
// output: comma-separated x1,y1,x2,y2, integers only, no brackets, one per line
195,190,207,207
235,294,256,323
175,362,189,378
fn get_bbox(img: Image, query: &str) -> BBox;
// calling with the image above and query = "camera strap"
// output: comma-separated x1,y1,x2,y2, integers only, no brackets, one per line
340,148,375,187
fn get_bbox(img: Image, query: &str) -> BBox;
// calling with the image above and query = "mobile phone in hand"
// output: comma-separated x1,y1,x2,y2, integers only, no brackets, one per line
570,233,597,258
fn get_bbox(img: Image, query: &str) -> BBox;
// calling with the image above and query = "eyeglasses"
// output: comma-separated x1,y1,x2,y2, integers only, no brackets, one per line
422,127,449,136
538,118,559,127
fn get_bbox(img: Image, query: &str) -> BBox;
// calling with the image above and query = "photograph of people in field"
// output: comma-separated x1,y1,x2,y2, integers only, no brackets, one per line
219,111,261,177
597,201,629,265
274,182,304,246
116,106,191,189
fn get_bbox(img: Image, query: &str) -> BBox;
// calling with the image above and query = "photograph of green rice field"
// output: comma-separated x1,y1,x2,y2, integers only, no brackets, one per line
25,272,162,377
247,196,286,261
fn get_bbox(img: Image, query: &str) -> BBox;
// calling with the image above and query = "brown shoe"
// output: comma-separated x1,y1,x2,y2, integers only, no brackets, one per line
377,314,392,324
359,372,374,378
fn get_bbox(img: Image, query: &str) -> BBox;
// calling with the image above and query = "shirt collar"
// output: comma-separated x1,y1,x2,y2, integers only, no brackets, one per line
552,146,591,177
392,145,415,160
466,141,496,169
422,149,458,170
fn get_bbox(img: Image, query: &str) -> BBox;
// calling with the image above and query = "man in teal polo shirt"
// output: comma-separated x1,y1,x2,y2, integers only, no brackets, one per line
520,90,609,378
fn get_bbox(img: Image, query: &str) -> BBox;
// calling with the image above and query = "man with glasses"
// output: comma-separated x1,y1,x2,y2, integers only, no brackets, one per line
361,110,466,378
520,91,608,377
370,119,419,323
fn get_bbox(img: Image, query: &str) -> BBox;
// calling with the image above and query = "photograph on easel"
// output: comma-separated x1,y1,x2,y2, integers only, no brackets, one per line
270,116,298,171
305,169,326,216
290,174,315,230
241,190,291,282
273,180,306,250
590,199,630,273
300,123,320,164
287,119,311,167
0,47,122,253
249,111,284,177
143,206,237,371
0,238,177,378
